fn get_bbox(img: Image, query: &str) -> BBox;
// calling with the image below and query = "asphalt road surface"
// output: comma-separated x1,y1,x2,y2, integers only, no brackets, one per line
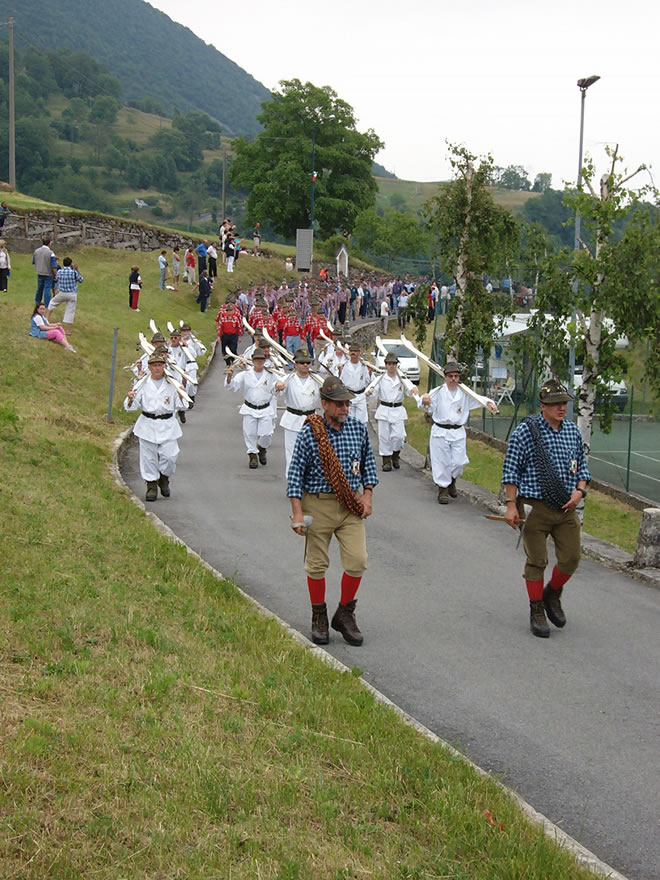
122,354,660,880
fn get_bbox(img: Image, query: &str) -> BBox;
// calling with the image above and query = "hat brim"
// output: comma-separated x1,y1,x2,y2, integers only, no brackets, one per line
321,389,355,401
541,393,572,404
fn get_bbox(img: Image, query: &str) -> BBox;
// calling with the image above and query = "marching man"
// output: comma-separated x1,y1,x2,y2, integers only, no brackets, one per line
368,352,418,471
417,360,497,504
124,351,188,502
339,341,372,424
277,348,321,475
225,348,279,468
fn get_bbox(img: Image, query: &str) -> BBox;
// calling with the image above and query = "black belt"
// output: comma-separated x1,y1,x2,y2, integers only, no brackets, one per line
287,406,315,416
245,400,270,410
434,422,462,429
347,387,367,394
143,412,173,420
380,400,402,407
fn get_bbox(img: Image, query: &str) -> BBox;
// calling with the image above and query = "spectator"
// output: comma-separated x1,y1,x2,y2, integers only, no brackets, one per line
252,221,261,255
195,239,208,274
33,237,56,306
49,257,83,333
29,303,76,352
171,247,181,286
158,250,168,290
0,239,11,292
285,255,294,272
193,269,212,313
129,266,142,311
224,234,236,273
380,297,390,333
184,246,196,285
207,242,218,278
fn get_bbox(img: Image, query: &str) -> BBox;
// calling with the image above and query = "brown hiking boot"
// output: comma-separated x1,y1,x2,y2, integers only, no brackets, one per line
258,445,268,465
145,481,158,502
543,585,566,628
529,600,550,638
158,474,170,497
392,450,401,469
437,486,449,504
331,600,363,646
311,603,329,645
382,456,392,472
448,478,457,498
248,453,259,469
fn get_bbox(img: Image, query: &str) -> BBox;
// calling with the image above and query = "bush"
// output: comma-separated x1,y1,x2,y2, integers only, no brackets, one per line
151,206,164,217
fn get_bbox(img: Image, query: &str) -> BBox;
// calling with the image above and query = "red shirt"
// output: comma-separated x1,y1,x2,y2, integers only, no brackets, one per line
303,313,326,342
216,309,243,337
283,316,302,337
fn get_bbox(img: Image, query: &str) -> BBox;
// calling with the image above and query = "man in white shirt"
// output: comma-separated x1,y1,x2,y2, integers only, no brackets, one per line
340,342,372,424
417,361,497,503
277,348,321,475
225,348,279,468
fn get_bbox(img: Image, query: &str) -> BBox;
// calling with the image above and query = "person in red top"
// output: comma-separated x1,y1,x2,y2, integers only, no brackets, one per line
303,303,327,361
283,308,303,359
184,246,196,285
216,301,243,364
273,302,289,346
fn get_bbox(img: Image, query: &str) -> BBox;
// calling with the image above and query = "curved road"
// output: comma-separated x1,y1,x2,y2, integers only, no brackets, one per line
122,353,660,880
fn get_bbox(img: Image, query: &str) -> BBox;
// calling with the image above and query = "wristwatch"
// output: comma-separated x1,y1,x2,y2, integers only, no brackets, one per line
577,487,587,498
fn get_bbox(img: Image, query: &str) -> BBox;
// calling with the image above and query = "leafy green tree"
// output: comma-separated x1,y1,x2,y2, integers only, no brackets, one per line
513,147,660,451
389,192,407,212
532,172,552,193
522,188,573,247
353,207,431,267
498,164,532,191
422,144,518,367
89,95,119,124
230,79,383,239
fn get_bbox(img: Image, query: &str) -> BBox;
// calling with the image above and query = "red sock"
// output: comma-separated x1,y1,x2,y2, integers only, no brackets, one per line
340,573,362,605
307,576,326,605
525,579,544,601
548,566,571,590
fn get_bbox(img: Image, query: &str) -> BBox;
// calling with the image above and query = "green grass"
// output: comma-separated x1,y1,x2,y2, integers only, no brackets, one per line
375,177,542,215
0,248,602,878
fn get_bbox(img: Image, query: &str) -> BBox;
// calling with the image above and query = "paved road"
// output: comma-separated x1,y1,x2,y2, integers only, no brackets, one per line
122,354,660,880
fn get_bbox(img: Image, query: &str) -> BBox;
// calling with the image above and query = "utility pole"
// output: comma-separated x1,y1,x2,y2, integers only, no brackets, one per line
221,147,226,221
8,17,16,189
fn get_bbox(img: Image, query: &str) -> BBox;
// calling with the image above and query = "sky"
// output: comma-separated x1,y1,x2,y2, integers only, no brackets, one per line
148,0,659,188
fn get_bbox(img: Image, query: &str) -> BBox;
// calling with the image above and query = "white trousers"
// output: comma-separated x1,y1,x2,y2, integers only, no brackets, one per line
429,433,469,487
349,396,368,424
139,438,179,481
377,419,406,455
283,428,300,476
243,413,274,453
226,256,234,273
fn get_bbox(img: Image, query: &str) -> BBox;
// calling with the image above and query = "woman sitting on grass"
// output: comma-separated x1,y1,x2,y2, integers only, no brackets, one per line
29,303,76,352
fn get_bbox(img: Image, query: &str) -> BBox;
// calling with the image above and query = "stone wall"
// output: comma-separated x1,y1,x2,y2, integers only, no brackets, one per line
2,209,203,254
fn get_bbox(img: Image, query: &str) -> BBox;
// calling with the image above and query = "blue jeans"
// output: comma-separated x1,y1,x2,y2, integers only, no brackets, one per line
285,334,301,359
35,275,53,306
159,268,166,289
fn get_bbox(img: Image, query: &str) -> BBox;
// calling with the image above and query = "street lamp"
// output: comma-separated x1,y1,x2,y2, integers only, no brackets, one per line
567,75,600,421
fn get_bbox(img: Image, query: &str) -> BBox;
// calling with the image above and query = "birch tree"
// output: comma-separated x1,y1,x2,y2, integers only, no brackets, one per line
422,144,518,368
514,146,660,453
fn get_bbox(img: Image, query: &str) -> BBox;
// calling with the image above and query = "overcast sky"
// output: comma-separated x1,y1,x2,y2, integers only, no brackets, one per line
149,0,658,189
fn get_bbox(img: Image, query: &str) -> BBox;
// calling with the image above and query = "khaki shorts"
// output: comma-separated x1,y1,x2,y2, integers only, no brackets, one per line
301,492,368,579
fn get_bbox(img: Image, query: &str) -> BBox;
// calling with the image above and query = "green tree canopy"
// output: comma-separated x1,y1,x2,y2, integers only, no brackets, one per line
230,79,383,239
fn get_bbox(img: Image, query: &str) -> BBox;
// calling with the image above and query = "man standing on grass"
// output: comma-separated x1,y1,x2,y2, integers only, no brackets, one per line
287,376,378,647
33,237,56,307
195,240,208,275
48,257,83,335
502,379,590,638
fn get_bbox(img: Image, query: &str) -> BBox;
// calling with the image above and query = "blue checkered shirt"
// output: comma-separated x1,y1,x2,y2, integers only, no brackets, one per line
287,415,378,498
502,414,591,499
55,266,83,292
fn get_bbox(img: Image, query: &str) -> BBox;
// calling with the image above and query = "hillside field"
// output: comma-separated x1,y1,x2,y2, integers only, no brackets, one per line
375,176,542,215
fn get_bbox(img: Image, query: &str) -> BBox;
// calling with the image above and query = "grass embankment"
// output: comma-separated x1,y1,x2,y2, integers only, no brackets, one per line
405,349,643,554
0,248,600,878
374,177,542,215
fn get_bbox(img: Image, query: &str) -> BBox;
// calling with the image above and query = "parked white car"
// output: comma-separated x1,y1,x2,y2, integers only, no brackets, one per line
573,368,628,412
373,340,420,384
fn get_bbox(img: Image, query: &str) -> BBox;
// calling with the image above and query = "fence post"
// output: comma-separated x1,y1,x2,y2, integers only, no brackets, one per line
625,385,634,492
107,328,119,422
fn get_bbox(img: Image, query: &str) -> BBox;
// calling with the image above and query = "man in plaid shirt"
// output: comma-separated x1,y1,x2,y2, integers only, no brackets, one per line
288,376,378,647
502,379,590,638
48,257,83,334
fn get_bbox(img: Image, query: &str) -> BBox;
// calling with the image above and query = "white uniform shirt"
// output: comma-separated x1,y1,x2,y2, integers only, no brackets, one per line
418,384,492,438
226,367,278,416
124,377,184,443
279,375,321,430
340,360,371,393
374,374,409,423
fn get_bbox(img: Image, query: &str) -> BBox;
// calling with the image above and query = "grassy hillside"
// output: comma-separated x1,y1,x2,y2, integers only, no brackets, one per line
0,243,601,879
0,0,270,136
376,177,542,215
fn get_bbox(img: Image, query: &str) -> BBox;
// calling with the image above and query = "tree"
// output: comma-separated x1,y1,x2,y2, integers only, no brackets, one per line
532,172,552,193
230,79,383,239
515,147,660,452
89,95,119,124
498,164,532,191
422,144,518,367
353,207,431,268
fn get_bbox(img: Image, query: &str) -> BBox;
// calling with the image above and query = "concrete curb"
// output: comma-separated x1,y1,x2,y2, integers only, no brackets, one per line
112,360,629,880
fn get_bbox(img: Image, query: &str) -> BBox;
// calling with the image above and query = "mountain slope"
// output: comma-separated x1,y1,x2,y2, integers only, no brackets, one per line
0,0,271,135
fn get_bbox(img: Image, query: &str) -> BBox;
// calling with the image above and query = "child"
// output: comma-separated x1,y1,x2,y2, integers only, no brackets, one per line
129,266,142,311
